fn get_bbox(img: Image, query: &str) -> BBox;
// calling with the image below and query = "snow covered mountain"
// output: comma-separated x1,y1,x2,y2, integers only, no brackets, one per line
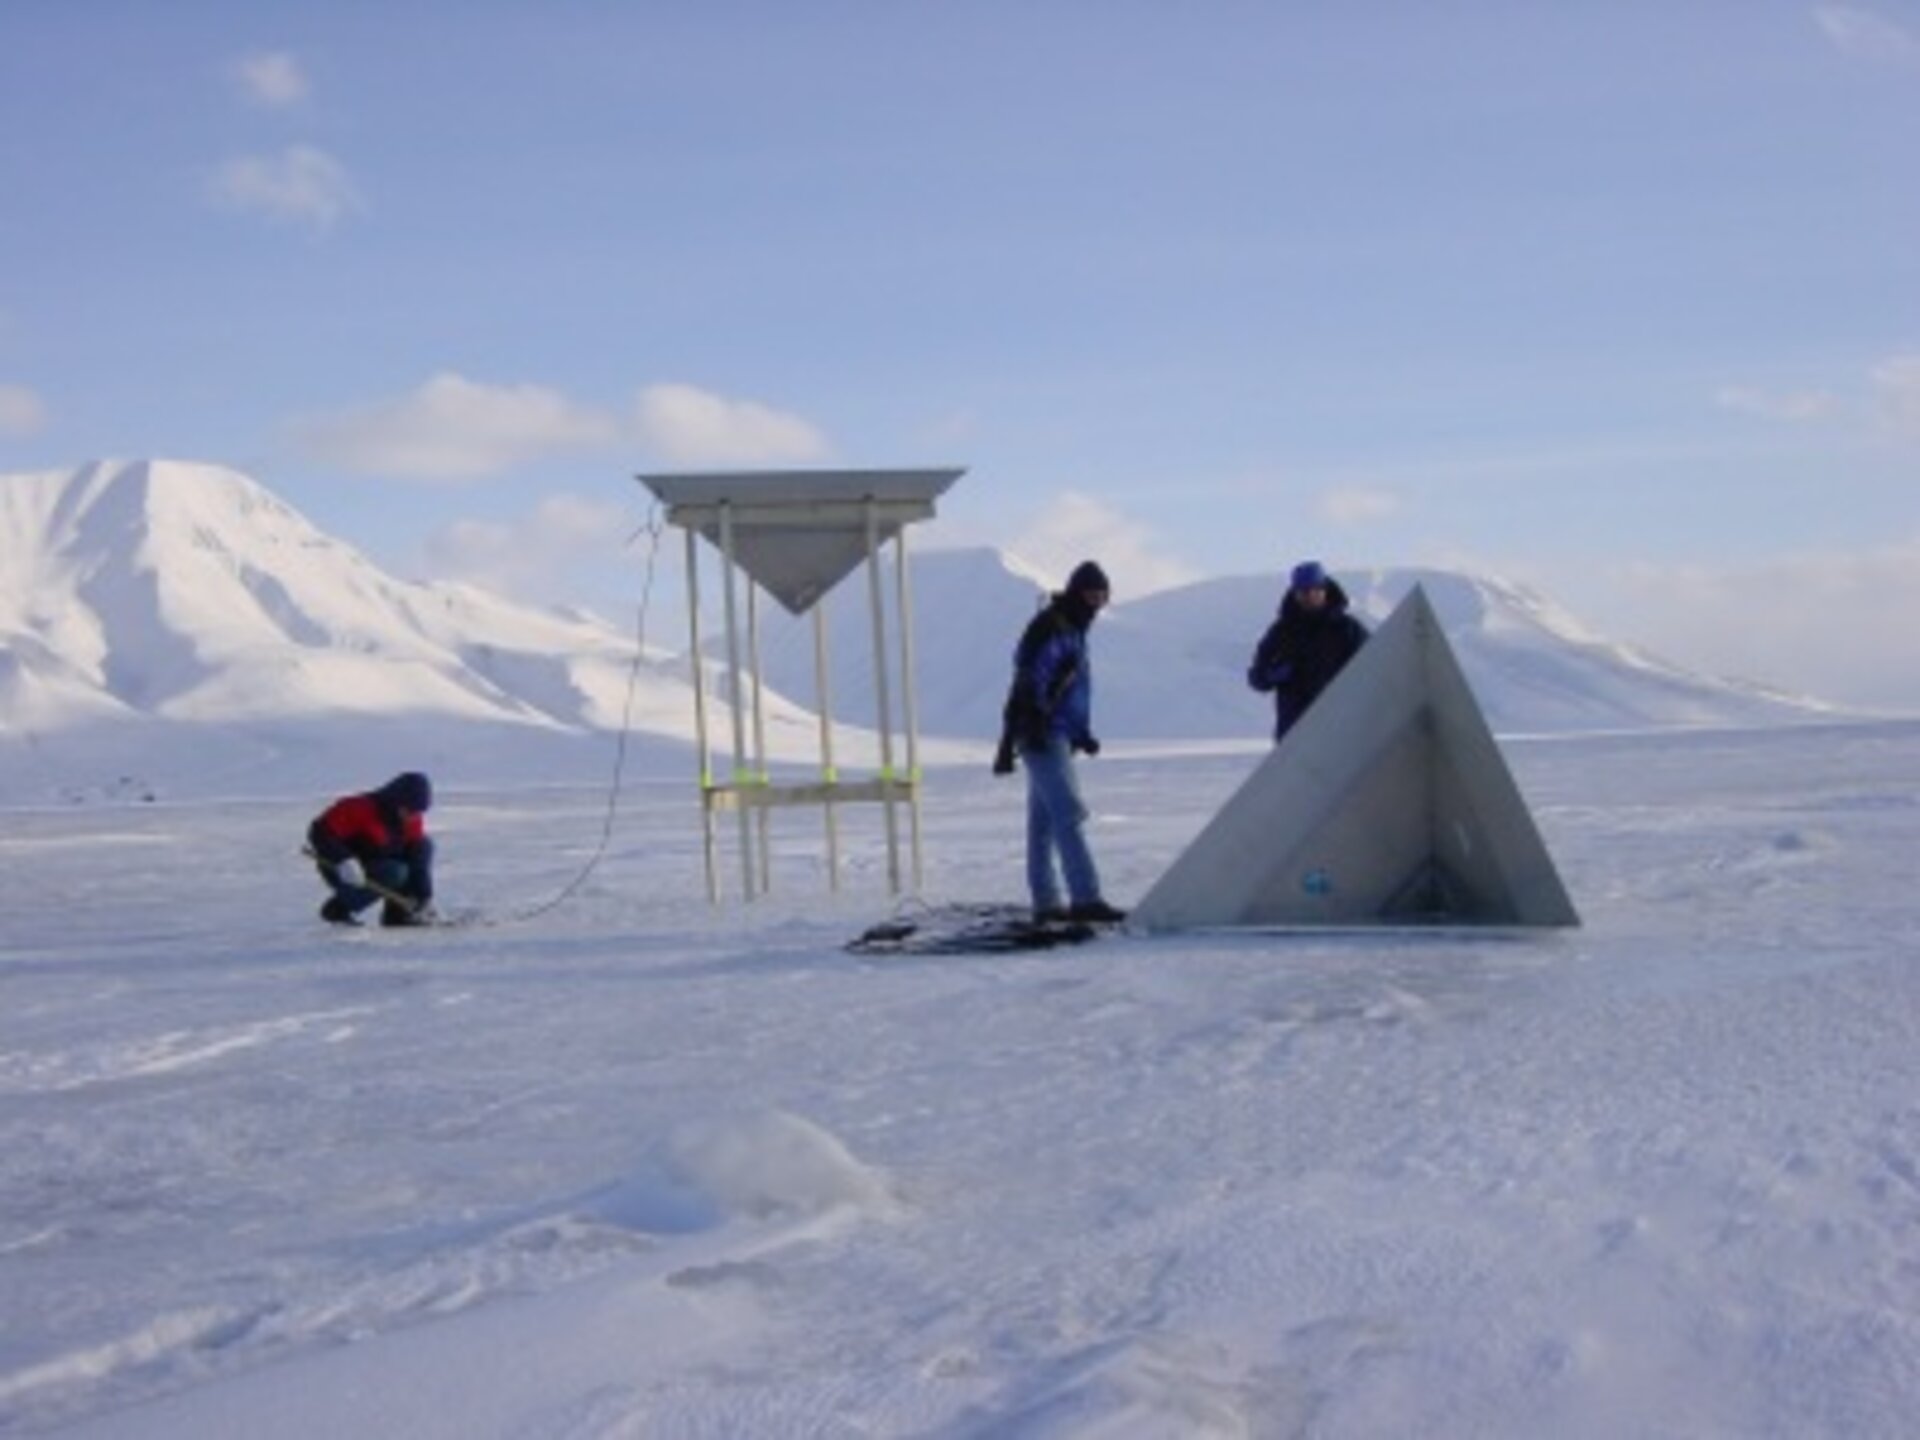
0,459,1837,802
2,459,690,730
749,549,1838,742
0,460,835,800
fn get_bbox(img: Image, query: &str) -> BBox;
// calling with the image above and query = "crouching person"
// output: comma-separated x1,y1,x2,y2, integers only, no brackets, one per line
308,771,436,927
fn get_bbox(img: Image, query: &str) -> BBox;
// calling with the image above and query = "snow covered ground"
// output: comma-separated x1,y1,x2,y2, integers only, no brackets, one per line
3,720,1919,1438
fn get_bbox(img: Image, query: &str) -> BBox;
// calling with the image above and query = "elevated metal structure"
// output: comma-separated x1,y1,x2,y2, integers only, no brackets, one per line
638,467,964,902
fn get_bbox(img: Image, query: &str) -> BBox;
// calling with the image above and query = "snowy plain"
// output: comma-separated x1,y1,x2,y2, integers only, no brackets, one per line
4,718,1919,1438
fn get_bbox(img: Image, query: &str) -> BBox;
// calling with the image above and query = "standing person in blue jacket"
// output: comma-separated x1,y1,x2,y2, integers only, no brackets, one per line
1247,560,1370,742
992,560,1126,924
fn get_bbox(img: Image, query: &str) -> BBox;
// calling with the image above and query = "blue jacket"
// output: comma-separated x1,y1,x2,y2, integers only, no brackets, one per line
1004,594,1096,750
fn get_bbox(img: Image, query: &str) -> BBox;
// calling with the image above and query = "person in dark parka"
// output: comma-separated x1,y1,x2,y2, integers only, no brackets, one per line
1247,561,1369,743
307,771,436,926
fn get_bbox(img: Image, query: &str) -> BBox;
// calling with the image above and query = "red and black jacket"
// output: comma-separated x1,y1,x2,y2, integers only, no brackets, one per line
306,773,431,867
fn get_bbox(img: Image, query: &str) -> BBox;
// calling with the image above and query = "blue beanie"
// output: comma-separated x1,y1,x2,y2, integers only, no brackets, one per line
1290,560,1327,592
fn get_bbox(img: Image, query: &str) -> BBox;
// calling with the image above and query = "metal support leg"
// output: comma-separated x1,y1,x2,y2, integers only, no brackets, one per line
747,579,772,895
685,529,718,903
894,527,925,893
814,605,841,891
865,501,901,894
718,504,756,901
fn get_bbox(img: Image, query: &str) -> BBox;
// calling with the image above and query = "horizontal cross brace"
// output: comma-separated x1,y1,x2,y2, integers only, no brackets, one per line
704,777,918,813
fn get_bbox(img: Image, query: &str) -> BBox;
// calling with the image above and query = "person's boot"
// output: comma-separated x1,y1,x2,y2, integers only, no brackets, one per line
1067,898,1128,924
380,902,423,928
319,896,358,926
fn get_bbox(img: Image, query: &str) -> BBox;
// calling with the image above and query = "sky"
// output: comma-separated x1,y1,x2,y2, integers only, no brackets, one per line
5,722,1920,1436
1,2,1917,707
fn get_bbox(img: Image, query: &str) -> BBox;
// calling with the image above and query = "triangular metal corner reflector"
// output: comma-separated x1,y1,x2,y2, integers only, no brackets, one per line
1134,584,1579,931
638,468,964,615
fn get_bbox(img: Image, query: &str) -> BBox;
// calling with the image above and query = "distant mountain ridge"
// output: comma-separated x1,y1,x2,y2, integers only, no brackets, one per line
0,459,1838,801
749,550,1837,741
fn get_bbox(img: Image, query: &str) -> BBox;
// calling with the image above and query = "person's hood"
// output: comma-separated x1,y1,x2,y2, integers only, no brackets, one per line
377,772,433,814
1278,577,1352,620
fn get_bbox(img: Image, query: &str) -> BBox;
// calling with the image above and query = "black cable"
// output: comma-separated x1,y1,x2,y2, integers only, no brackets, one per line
464,502,667,928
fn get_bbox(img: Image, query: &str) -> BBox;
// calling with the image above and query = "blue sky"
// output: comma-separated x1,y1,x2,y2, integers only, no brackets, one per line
2,2,1917,707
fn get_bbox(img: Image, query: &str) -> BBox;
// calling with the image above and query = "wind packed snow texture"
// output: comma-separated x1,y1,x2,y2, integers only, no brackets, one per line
3,721,1919,1437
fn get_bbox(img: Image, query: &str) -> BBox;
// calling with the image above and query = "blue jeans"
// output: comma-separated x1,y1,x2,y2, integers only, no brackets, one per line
1022,739,1102,912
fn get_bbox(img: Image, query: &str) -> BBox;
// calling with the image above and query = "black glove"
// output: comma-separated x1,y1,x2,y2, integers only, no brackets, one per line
992,733,1017,776
1073,734,1101,757
1247,660,1293,694
1001,688,1050,754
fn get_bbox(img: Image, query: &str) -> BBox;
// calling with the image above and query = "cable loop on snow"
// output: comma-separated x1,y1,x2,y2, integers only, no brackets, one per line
467,500,666,928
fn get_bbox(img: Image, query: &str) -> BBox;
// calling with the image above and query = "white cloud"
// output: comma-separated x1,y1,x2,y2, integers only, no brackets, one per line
1869,353,1920,439
1599,538,1920,710
211,145,362,230
1714,384,1844,423
1004,491,1201,600
633,383,831,466
294,373,619,481
425,493,632,601
294,376,835,484
916,407,981,451
1715,355,1920,440
1814,5,1920,66
234,51,309,107
0,384,47,437
1317,486,1401,526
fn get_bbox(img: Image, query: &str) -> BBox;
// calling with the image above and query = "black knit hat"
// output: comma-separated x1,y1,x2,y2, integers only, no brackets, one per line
1067,560,1110,595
